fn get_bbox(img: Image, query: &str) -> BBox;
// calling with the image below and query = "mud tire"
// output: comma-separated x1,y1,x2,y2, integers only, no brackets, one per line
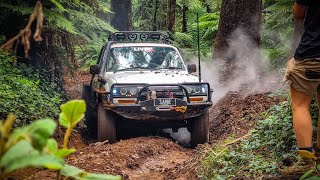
97,103,117,143
190,109,209,148
82,85,97,138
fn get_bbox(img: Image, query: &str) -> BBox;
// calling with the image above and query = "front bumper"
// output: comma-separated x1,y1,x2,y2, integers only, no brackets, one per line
102,99,212,120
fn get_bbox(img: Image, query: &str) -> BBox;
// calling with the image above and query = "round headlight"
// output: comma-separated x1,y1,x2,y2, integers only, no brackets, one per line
193,87,200,93
120,88,127,95
130,88,137,95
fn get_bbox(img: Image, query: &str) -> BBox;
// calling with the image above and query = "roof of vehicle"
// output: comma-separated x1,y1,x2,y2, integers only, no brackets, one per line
110,42,176,48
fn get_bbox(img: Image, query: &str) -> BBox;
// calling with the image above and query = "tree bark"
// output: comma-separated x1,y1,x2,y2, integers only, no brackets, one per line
110,0,132,31
182,4,188,33
166,0,176,32
213,0,262,81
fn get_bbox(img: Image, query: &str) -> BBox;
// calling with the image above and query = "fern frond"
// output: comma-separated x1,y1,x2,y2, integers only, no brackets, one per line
68,10,116,32
49,0,65,11
0,3,33,15
44,9,78,34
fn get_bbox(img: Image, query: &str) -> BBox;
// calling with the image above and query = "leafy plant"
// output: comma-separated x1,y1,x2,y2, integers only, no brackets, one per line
199,92,319,179
0,51,62,127
0,100,121,180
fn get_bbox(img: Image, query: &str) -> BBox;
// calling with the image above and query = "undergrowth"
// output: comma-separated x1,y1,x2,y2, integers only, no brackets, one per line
199,91,319,179
0,52,62,127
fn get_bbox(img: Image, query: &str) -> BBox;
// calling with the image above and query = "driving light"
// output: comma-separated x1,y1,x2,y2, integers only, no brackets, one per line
120,88,127,96
193,87,200,94
130,88,137,95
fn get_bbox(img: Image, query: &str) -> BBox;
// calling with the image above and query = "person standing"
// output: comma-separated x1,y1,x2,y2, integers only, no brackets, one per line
284,0,320,163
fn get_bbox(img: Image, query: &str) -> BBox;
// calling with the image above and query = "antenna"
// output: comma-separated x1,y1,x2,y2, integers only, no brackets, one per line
197,12,201,82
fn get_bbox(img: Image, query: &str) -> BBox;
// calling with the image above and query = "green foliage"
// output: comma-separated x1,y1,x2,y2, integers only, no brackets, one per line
199,92,319,179
6,119,57,151
1,140,64,174
261,0,294,68
61,164,122,180
59,100,86,129
0,100,121,180
59,100,86,148
0,52,62,127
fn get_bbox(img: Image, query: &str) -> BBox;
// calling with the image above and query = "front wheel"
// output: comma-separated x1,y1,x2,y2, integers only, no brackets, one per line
190,109,209,147
97,103,117,143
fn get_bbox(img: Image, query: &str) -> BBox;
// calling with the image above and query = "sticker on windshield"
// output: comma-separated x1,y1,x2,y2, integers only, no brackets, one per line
133,47,155,52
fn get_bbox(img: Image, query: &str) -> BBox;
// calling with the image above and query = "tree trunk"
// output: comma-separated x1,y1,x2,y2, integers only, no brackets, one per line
110,0,132,31
166,0,176,32
182,4,188,33
213,0,262,81
153,0,159,31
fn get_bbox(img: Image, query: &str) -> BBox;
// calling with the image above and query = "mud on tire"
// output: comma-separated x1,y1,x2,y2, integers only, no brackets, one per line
82,84,97,138
97,103,117,143
190,109,209,147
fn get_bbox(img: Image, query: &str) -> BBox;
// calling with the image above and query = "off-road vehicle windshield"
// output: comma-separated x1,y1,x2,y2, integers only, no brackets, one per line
107,46,186,72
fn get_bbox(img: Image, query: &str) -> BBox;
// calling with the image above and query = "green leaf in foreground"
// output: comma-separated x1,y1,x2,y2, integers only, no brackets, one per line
46,139,76,158
300,169,315,180
61,164,122,180
6,119,57,150
59,99,86,128
0,140,64,173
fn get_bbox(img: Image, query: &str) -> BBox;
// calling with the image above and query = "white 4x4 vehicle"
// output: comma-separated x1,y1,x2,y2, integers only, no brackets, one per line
82,32,212,147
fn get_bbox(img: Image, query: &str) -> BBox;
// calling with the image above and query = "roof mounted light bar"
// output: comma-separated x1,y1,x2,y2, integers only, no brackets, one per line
108,31,172,44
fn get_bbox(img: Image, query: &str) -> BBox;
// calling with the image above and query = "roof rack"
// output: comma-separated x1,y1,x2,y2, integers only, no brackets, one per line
108,31,172,44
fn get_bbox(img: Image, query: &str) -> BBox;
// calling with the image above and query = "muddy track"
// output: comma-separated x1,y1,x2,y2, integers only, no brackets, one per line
67,137,198,180
8,72,283,180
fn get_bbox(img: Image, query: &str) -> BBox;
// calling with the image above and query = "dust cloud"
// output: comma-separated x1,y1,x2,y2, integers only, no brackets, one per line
167,28,285,145
200,28,284,104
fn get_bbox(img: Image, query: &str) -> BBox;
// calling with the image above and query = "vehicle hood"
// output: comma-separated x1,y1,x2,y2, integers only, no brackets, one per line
107,70,200,84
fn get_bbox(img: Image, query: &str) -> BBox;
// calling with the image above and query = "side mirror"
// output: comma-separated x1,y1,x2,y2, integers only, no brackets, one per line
90,65,100,75
187,64,197,74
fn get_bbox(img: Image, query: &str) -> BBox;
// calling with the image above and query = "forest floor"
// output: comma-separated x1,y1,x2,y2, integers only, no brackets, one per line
10,72,289,180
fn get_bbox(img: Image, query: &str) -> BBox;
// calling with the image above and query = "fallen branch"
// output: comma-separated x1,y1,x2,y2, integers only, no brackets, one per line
0,1,43,64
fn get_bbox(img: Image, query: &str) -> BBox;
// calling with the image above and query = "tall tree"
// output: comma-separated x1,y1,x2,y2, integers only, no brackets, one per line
153,0,159,31
111,0,133,31
214,0,262,61
166,0,176,32
182,3,188,32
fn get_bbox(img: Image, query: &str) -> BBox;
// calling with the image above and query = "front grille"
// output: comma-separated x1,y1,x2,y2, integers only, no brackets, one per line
138,87,185,102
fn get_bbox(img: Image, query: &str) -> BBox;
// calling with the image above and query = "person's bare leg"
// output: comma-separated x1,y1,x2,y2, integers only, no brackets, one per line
291,87,313,148
316,87,320,148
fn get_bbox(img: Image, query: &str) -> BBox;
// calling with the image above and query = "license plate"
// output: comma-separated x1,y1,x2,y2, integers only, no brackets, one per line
154,98,176,106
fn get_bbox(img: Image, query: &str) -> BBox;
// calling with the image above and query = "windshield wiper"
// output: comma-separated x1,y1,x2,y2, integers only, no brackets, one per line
115,67,150,72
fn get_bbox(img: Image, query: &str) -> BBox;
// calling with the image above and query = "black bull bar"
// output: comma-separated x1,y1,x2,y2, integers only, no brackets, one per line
104,83,213,120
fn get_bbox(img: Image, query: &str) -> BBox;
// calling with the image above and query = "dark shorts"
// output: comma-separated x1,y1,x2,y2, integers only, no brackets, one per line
284,58,320,95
